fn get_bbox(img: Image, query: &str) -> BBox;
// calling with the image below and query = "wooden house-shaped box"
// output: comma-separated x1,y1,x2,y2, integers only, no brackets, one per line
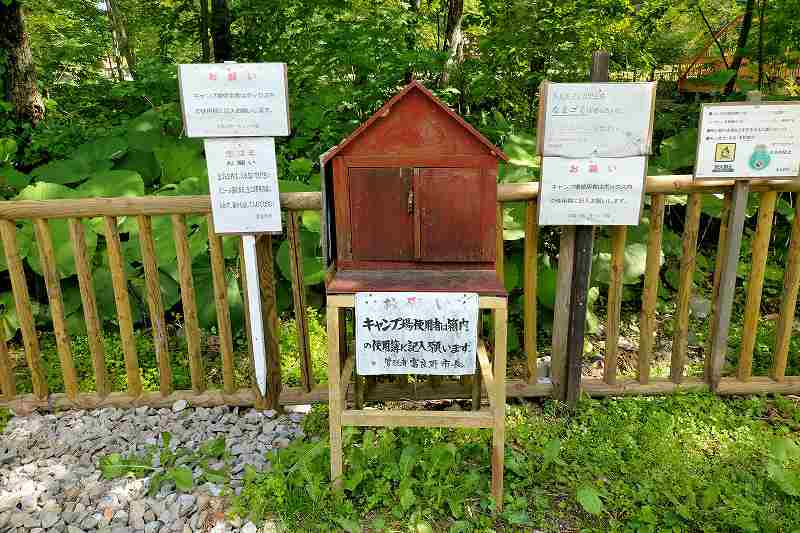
320,81,508,295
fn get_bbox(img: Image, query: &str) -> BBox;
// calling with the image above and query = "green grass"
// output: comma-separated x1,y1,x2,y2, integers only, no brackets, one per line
233,393,800,532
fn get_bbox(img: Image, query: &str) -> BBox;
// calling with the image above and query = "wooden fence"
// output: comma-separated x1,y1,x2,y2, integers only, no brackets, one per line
1,175,800,412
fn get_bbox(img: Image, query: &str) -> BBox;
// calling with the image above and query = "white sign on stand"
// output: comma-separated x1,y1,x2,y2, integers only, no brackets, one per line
178,62,290,138
537,81,656,226
179,61,291,397
355,292,478,376
695,102,800,179
538,156,646,226
204,137,282,234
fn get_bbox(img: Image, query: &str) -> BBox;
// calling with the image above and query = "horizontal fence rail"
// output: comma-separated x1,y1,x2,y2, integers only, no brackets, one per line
1,175,799,412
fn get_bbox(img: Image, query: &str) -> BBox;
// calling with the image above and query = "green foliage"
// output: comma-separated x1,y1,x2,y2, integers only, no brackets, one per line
0,408,10,433
232,393,800,531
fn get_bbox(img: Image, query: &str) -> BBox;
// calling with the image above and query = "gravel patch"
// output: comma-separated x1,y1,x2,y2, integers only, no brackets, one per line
0,403,307,532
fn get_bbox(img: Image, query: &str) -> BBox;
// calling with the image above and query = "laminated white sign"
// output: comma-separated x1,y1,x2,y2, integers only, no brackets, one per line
695,102,800,179
538,81,656,158
538,156,646,226
355,292,478,376
204,137,282,234
178,63,290,138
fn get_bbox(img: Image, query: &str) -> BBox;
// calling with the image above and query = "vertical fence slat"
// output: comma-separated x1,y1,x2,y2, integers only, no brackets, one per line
523,200,538,383
638,194,665,384
238,243,266,409
207,216,235,395
69,219,109,397
33,219,79,400
0,336,15,400
286,211,313,392
604,226,627,385
738,191,777,380
552,227,575,398
671,193,702,382
255,234,283,409
0,219,47,398
138,215,172,396
705,191,733,379
771,198,800,381
103,215,142,397
172,214,205,394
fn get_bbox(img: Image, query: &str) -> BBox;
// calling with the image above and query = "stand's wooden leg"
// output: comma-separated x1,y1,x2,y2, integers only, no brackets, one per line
472,361,482,411
491,304,507,511
328,304,343,487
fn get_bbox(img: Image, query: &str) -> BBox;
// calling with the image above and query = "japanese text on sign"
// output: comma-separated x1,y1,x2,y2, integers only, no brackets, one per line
538,82,656,158
695,103,800,179
538,156,646,226
204,137,282,234
178,63,290,137
355,292,478,376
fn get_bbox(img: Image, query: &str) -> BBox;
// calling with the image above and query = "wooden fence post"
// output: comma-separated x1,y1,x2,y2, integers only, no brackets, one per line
255,234,283,410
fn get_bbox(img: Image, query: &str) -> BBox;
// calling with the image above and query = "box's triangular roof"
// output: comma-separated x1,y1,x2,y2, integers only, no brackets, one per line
321,80,508,164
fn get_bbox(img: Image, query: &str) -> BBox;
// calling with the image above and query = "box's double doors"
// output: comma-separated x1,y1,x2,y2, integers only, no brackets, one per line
347,166,494,264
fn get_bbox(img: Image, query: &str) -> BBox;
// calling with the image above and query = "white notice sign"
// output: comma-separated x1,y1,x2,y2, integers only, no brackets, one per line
538,156,646,226
204,137,282,234
539,82,656,158
695,102,800,179
355,292,478,376
178,63,290,138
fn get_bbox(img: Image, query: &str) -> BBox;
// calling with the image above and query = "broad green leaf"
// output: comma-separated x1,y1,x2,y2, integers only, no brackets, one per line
115,149,161,185
76,170,145,198
0,137,17,162
0,164,31,191
504,253,521,290
576,485,604,515
276,229,325,286
30,158,112,185
653,128,697,173
334,518,361,533
26,219,97,279
400,486,416,510
593,242,650,285
128,109,165,151
153,138,206,184
0,221,32,273
302,211,321,233
169,465,194,492
537,264,557,309
73,136,128,162
15,181,76,201
0,292,20,341
542,438,561,468
193,265,244,330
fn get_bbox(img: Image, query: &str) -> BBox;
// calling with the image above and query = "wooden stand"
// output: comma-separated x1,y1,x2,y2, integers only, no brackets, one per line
326,294,508,511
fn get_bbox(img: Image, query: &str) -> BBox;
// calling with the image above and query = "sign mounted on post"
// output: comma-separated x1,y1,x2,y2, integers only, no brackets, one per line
204,137,282,234
355,292,478,376
537,81,656,227
178,62,290,138
694,102,800,179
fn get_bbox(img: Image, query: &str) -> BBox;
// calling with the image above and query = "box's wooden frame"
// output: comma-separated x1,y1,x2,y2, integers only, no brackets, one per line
326,294,508,511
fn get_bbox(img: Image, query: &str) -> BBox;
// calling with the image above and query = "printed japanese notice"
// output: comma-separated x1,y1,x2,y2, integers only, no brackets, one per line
178,63,290,138
355,292,479,376
538,81,656,158
538,156,646,226
204,137,282,234
695,102,800,179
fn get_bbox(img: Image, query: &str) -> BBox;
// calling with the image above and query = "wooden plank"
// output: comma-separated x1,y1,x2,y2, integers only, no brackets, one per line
172,215,205,394
33,219,79,400
604,226,627,385
69,219,108,397
492,302,507,512
771,197,800,381
340,353,354,405
523,200,538,383
255,235,283,409
327,304,344,486
103,216,142,397
341,409,494,429
705,192,732,378
286,211,313,392
207,216,235,395
495,204,504,279
708,181,749,388
471,364,482,411
566,225,593,406
0,220,47,399
137,216,172,396
0,336,15,401
738,191,777,380
551,227,575,399
639,194,665,384
670,193,702,383
0,193,322,219
476,341,494,401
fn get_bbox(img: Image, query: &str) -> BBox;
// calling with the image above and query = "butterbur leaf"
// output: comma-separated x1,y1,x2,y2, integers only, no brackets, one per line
73,136,128,162
276,230,325,285
342,470,363,492
770,437,800,463
542,438,561,468
77,170,144,198
169,465,194,492
15,181,75,201
400,485,416,510
0,164,30,191
577,485,604,515
31,158,112,185
0,137,17,162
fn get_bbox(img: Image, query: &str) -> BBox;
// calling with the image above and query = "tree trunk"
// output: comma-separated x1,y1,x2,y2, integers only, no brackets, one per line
211,0,233,62
724,0,756,95
199,0,211,63
439,0,464,88
0,1,44,125
404,0,421,83
105,0,136,78
757,0,767,90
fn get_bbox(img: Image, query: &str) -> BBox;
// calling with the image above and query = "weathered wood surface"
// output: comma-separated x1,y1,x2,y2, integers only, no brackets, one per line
341,409,494,428
551,227,575,399
523,200,538,383
605,226,627,385
0,337,15,400
286,212,313,392
771,198,800,381
671,193,702,383
255,235,283,409
207,217,236,395
638,194,665,384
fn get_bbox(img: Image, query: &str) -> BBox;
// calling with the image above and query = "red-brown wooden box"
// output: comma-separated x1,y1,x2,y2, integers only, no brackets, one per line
320,81,508,296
